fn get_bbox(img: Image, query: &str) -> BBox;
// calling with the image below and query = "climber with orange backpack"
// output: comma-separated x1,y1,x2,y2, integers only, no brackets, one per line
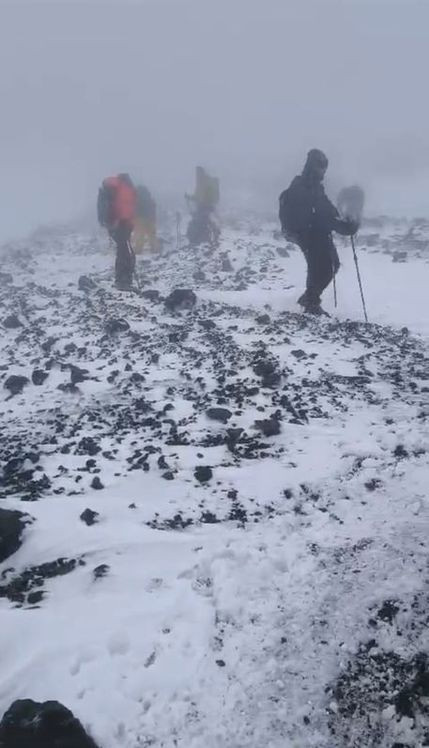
97,173,137,290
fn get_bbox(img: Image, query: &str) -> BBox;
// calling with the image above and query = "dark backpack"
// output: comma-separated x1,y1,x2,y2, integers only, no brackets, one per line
279,188,296,239
97,183,115,227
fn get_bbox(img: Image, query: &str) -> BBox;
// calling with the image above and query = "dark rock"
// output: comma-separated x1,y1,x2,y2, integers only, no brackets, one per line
393,444,409,459
141,289,161,302
200,511,220,524
256,314,271,325
0,699,100,748
291,349,308,360
3,315,22,329
254,418,281,437
0,509,32,563
0,557,81,605
162,471,175,481
194,466,213,483
253,360,281,387
32,369,49,386
376,599,400,624
80,509,99,526
206,407,232,424
41,336,58,354
221,257,233,272
78,274,97,292
193,270,206,282
216,659,226,667
93,564,109,580
76,437,101,456
198,319,216,331
4,375,30,396
57,383,79,394
69,365,90,386
165,289,197,312
105,317,130,334
91,476,104,490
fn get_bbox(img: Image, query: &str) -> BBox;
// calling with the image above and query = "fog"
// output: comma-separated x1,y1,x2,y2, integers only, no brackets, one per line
1,0,428,241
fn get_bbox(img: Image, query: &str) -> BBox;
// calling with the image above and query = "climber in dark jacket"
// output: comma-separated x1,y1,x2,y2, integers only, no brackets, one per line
279,149,358,314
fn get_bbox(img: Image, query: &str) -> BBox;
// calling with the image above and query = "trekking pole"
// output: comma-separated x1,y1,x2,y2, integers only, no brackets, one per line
332,259,338,308
175,212,181,249
350,234,368,322
129,241,141,291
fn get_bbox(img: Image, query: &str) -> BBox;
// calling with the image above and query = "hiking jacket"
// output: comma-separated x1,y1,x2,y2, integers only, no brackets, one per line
280,175,354,241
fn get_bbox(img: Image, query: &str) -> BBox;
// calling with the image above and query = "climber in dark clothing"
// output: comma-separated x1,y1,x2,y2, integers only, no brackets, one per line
279,149,358,314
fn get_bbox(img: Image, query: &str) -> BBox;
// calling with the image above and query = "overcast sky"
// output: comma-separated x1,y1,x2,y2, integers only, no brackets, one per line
1,0,428,240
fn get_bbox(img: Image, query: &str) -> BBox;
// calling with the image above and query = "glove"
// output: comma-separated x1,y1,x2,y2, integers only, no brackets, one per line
334,218,359,236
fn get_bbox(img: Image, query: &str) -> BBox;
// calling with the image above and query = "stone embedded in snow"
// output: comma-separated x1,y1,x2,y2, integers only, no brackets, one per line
3,314,22,329
193,269,206,282
0,509,32,563
252,360,281,387
256,314,271,325
76,437,101,456
104,317,130,334
4,375,30,396
91,476,104,490
69,364,90,385
194,466,213,483
0,699,100,748
254,418,281,437
164,289,197,312
291,349,308,360
276,246,290,257
221,257,234,272
198,319,216,331
80,508,100,526
141,289,161,302
78,274,97,292
31,369,49,386
206,407,232,424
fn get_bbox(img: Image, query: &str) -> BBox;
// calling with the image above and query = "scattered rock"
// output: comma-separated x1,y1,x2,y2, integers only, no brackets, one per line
165,288,197,312
78,274,97,292
91,476,104,490
0,699,100,748
80,508,100,526
141,289,161,302
0,509,32,563
76,437,101,456
193,269,206,282
69,365,90,386
256,314,271,325
0,557,81,606
105,317,130,334
4,375,30,396
254,418,281,437
253,360,281,387
206,407,232,424
32,369,49,386
276,246,290,257
3,315,22,329
93,564,109,580
194,466,213,483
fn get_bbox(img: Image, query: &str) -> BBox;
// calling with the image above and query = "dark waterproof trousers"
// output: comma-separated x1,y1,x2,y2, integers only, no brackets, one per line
298,232,339,305
109,220,135,288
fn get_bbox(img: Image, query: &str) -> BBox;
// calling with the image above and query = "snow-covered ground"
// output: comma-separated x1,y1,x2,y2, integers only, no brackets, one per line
0,216,428,747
